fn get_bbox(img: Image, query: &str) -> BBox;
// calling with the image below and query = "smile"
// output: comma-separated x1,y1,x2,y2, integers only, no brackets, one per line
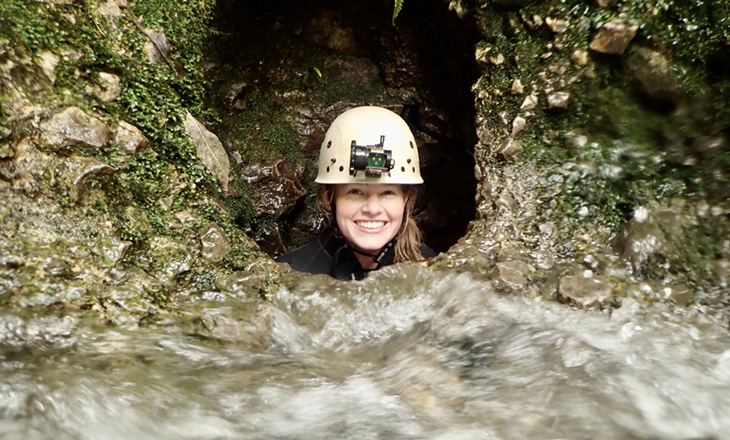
355,221,386,230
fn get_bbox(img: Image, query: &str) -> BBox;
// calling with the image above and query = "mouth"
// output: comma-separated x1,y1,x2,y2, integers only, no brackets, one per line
355,220,387,230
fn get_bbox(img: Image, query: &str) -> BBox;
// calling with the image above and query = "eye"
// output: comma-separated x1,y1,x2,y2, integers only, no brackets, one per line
347,188,363,195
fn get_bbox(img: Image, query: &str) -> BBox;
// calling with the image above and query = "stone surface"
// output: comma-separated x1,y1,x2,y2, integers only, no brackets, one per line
511,116,526,137
41,107,112,151
95,72,121,102
195,304,274,347
511,79,524,95
547,91,570,109
115,121,149,154
241,157,307,217
38,51,60,84
498,138,523,160
198,222,232,263
491,260,530,291
589,19,639,55
69,157,116,202
545,17,568,33
558,275,613,309
148,236,192,284
215,271,267,298
520,93,538,110
627,48,679,102
571,50,589,66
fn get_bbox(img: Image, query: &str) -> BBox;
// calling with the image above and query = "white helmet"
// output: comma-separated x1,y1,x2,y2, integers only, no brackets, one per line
315,106,423,185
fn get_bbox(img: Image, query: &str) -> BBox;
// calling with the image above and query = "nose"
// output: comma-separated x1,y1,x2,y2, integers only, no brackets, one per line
362,193,383,215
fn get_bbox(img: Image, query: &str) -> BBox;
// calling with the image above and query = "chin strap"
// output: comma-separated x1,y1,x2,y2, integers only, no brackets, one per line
331,226,397,270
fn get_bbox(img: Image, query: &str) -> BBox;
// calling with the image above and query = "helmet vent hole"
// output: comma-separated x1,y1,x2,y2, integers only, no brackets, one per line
412,167,416,173
407,158,412,164
331,158,336,163
327,141,332,148
339,166,344,172
401,166,405,172
326,166,330,172
409,141,414,149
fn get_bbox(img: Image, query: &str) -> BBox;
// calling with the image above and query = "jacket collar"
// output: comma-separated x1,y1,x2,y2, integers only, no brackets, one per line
318,227,397,280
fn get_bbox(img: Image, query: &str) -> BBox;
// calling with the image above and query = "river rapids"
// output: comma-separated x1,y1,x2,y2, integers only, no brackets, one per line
1,265,729,440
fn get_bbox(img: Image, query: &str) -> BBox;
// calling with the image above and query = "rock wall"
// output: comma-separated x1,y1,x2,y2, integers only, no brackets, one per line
0,0,276,336
1,0,729,333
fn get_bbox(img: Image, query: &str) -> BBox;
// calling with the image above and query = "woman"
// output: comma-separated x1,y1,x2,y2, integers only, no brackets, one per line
276,106,435,280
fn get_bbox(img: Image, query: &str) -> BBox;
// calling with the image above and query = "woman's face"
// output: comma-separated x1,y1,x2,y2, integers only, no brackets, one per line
333,184,406,255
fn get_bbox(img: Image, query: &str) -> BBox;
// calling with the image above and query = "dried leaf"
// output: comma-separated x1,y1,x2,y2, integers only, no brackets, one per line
184,111,230,192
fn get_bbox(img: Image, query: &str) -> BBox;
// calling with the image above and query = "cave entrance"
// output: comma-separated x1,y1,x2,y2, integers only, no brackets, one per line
206,0,481,255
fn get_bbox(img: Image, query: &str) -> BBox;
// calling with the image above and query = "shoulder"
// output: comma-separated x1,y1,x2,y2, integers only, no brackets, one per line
275,238,332,276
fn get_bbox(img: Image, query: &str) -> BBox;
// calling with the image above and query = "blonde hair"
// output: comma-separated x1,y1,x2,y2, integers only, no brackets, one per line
317,185,425,263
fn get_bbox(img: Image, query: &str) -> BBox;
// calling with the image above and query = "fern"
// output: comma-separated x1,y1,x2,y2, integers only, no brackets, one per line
392,0,404,25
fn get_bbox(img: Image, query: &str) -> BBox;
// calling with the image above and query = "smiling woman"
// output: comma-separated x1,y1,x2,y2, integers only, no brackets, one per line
276,106,436,280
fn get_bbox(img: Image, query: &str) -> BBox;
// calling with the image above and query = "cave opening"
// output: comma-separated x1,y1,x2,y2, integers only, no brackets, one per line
206,0,481,255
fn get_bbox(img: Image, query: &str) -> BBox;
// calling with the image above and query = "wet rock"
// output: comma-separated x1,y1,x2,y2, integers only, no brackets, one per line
692,136,724,155
241,157,307,217
327,26,357,51
96,0,124,21
37,51,60,84
495,194,515,212
94,72,121,102
511,79,524,95
558,275,612,309
418,106,451,138
571,50,589,66
144,29,171,64
119,205,153,241
713,259,729,287
195,303,273,347
627,48,679,102
148,236,192,284
215,271,267,298
324,57,379,86
547,92,570,109
41,107,112,151
520,93,538,110
594,0,618,8
589,19,639,55
92,235,131,268
69,157,116,202
115,120,149,154
491,260,530,291
545,17,568,34
198,222,232,264
511,116,526,137
253,223,288,257
477,124,494,145
497,138,523,160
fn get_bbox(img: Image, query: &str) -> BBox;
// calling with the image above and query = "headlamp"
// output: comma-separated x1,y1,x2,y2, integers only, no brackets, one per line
349,135,394,178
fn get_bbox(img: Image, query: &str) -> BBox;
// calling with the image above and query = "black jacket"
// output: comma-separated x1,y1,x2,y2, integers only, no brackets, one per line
276,227,436,281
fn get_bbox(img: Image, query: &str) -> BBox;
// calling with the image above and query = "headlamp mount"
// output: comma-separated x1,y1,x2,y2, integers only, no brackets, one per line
349,135,394,178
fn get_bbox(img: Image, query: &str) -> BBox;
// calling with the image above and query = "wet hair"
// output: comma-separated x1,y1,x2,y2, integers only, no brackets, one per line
316,184,425,263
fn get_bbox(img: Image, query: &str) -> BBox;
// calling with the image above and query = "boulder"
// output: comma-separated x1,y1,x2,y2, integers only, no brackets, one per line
491,260,531,291
115,121,149,154
498,138,523,160
589,19,639,55
627,47,679,102
198,222,232,264
241,157,307,217
558,275,613,309
41,107,112,151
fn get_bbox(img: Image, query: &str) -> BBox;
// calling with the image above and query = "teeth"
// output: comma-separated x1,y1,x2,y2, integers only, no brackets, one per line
356,221,385,229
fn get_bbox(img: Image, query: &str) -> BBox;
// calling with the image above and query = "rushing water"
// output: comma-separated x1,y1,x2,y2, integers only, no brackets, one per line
1,265,729,440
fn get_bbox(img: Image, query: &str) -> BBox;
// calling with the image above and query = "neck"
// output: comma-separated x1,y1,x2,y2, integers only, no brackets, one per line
353,251,379,270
